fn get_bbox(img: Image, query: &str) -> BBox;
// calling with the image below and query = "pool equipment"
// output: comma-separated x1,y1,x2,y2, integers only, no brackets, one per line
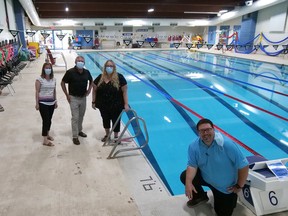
239,156,288,215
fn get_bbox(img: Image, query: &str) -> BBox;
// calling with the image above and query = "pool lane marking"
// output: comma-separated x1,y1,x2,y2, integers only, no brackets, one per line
163,51,288,84
147,51,288,113
122,52,288,122
93,52,263,157
195,52,288,78
115,52,287,154
155,51,288,97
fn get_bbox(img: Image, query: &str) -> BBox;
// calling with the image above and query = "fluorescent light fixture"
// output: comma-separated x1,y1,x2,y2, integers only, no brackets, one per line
148,8,154,12
184,11,218,14
65,7,69,12
219,10,228,13
217,9,228,17
220,11,237,20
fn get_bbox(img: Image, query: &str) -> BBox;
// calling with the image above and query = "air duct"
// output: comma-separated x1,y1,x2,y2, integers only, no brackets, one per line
18,0,41,26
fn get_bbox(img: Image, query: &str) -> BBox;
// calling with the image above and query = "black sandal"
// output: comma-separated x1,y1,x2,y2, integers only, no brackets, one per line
101,135,108,142
113,137,121,144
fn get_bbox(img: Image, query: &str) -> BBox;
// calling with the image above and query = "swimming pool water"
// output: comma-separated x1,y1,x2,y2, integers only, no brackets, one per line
82,50,288,195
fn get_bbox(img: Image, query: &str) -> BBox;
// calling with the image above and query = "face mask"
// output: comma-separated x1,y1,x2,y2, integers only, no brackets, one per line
76,61,85,69
44,68,51,75
106,66,113,74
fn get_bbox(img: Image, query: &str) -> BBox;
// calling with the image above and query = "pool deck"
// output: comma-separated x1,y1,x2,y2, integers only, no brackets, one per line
0,48,287,216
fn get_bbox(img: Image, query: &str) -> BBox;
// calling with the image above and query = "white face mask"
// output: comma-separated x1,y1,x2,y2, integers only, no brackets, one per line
44,68,51,75
105,66,113,74
76,61,85,69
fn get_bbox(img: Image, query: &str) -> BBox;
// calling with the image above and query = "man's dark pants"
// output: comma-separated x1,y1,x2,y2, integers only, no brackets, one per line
180,169,238,216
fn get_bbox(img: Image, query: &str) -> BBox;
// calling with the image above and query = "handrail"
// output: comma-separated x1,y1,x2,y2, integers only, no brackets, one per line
103,109,149,159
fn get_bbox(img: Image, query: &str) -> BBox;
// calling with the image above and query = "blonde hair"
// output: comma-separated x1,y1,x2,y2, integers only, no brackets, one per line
98,60,119,89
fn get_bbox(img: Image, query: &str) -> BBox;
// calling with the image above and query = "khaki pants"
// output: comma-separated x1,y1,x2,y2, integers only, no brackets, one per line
69,95,86,138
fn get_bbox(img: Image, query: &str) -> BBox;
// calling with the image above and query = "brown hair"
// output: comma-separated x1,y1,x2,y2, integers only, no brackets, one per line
41,62,54,79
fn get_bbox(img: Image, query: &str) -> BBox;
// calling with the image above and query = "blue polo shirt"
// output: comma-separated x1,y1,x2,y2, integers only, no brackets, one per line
187,133,248,194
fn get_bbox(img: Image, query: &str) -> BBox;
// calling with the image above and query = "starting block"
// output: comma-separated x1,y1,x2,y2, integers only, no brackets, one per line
239,156,288,215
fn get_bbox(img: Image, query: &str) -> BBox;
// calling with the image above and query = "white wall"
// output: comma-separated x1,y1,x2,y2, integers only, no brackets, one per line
6,0,16,30
200,2,288,46
0,0,14,42
256,1,288,41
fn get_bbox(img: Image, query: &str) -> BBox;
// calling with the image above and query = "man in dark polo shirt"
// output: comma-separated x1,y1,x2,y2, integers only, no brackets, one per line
61,55,93,145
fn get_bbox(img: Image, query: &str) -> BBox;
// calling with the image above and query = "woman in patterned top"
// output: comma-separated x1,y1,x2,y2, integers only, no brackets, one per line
35,62,57,146
92,60,129,142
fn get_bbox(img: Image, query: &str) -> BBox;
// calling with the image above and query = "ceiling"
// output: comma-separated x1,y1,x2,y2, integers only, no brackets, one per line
32,0,250,20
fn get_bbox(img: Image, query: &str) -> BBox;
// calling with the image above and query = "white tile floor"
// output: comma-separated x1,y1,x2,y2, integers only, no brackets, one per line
0,48,287,216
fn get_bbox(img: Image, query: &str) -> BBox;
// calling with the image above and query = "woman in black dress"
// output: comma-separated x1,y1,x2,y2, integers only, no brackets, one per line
92,60,129,141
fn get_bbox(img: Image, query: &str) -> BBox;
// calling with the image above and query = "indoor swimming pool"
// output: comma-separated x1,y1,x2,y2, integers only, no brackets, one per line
81,50,288,195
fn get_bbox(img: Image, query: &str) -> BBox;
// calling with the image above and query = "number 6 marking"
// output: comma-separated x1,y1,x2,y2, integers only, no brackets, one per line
269,191,278,206
244,188,250,198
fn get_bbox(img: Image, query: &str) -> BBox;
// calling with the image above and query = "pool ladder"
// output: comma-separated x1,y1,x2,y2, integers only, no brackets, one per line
103,109,149,159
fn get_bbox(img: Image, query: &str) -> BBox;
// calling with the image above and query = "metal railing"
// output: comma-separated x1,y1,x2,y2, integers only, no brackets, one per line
103,109,149,159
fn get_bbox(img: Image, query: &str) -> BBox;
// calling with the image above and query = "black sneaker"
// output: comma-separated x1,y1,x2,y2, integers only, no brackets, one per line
73,138,80,145
186,195,209,208
78,132,87,137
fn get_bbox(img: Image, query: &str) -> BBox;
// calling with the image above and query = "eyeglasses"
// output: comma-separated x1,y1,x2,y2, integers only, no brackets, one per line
198,128,213,134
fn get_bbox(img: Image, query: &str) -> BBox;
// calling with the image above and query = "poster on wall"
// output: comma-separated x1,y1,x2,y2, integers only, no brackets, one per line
83,36,92,43
9,30,19,37
186,43,192,49
41,32,50,40
26,30,37,37
56,34,66,41
206,44,214,50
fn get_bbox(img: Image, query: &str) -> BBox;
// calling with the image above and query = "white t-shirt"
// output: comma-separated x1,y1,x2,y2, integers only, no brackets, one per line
37,77,56,105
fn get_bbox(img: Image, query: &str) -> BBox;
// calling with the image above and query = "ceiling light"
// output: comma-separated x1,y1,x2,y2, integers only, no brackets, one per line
148,8,154,12
65,7,69,12
184,11,218,14
217,9,228,17
220,11,237,20
219,10,228,13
